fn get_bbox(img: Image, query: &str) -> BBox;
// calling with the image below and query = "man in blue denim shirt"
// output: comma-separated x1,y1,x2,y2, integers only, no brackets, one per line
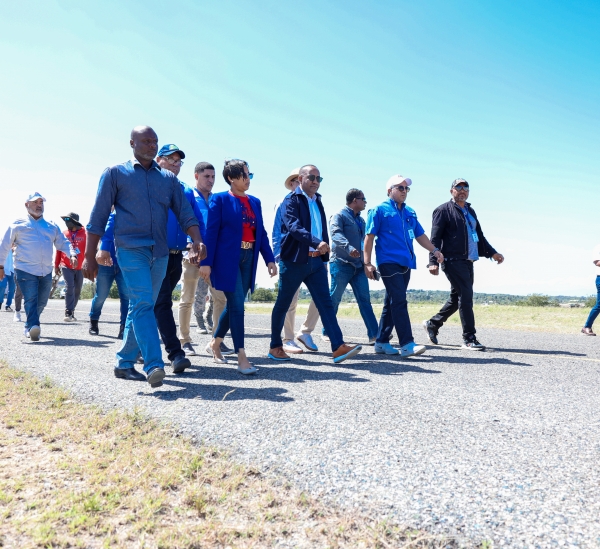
84,126,206,389
364,175,443,357
325,188,379,344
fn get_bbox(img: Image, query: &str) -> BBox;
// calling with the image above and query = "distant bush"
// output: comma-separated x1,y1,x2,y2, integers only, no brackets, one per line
80,283,95,300
251,287,276,302
172,288,181,301
516,294,558,307
584,295,597,308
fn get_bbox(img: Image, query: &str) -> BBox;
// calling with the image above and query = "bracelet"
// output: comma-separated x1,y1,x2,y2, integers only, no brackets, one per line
364,262,373,266
432,248,440,254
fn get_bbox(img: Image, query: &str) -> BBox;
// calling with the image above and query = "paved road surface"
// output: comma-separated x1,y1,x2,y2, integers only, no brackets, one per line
1,300,599,548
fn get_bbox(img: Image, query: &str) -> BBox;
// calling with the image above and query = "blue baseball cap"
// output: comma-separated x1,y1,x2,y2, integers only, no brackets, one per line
158,144,186,159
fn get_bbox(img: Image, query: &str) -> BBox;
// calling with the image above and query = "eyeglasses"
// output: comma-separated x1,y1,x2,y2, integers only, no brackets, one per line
305,175,323,183
356,196,366,202
453,185,469,191
165,157,184,167
391,185,410,192
242,172,254,180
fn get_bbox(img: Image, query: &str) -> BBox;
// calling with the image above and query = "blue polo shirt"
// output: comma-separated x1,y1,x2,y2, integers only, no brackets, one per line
365,198,424,269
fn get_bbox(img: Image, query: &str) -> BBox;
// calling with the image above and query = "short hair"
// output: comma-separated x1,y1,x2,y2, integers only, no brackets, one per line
299,164,318,176
346,188,363,205
194,162,215,174
222,159,249,185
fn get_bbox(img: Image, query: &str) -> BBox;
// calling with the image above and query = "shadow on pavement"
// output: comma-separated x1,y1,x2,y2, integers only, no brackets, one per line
140,380,293,402
32,337,114,348
334,354,442,375
494,348,587,357
421,355,531,367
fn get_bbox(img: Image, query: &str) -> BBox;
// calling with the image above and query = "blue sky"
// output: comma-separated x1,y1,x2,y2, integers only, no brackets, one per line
1,0,598,295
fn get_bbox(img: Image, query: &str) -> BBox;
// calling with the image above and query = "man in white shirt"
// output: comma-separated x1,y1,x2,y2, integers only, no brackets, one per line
0,192,77,341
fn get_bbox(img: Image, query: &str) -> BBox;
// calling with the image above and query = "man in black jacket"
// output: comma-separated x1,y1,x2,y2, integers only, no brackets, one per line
423,179,504,350
267,165,362,364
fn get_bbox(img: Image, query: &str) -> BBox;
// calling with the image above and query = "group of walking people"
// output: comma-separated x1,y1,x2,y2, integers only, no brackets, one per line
0,124,507,389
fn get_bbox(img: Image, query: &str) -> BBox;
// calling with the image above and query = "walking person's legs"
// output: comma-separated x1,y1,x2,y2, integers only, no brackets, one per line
3,274,16,310
13,278,23,321
72,270,84,314
88,265,115,335
282,285,303,353
62,267,76,320
114,266,129,336
178,258,201,345
348,267,379,340
193,276,210,333
210,287,227,334
15,269,52,340
322,261,354,338
582,275,600,335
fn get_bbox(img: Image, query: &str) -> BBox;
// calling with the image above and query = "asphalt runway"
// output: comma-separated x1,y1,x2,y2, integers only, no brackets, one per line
1,299,599,548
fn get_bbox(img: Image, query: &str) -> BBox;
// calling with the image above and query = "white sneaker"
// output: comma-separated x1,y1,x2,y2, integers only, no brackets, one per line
296,333,318,351
24,327,30,338
400,342,426,357
13,311,22,322
374,342,399,355
282,340,304,354
321,334,331,342
28,325,41,341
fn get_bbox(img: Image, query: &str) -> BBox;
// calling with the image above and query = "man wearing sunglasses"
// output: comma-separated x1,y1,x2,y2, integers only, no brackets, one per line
364,176,443,357
268,165,362,364
423,178,504,351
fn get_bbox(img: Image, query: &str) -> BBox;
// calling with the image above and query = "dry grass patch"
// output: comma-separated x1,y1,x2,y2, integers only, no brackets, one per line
0,360,461,548
245,303,589,334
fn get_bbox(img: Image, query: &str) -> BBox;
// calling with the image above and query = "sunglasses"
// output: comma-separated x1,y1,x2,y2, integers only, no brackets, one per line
392,185,410,192
356,196,367,202
242,172,254,180
453,185,469,191
305,175,324,183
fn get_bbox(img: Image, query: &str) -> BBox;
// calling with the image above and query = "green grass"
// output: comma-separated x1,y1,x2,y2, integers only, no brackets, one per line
245,302,590,334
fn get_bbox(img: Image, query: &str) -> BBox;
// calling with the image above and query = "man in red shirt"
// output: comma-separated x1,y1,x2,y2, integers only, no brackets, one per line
55,212,86,322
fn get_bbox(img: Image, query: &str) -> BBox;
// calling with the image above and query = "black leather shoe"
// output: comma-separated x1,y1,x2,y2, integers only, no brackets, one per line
147,368,166,388
117,324,125,340
171,355,191,374
220,342,235,355
114,367,146,381
422,320,439,345
89,319,99,336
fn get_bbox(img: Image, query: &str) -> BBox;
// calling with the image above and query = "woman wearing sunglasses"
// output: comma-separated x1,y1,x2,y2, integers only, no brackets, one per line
200,159,277,374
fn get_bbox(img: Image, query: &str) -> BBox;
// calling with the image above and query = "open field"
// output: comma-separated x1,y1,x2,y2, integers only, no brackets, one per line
0,361,450,549
245,302,591,334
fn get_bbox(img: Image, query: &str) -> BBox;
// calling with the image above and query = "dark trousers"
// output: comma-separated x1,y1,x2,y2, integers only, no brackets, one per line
154,252,184,362
376,263,413,347
430,259,476,339
214,248,253,352
270,257,344,352
62,267,84,312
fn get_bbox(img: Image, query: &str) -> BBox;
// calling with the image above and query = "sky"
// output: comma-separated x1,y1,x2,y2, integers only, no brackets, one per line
0,0,599,296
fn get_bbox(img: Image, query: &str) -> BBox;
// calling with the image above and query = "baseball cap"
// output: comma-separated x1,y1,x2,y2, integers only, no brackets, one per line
26,192,46,202
61,212,82,227
451,178,469,188
158,144,186,159
386,175,412,191
284,168,301,190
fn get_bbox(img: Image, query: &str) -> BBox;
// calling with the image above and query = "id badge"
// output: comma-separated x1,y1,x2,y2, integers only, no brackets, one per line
408,229,415,239
73,247,80,255
472,233,479,243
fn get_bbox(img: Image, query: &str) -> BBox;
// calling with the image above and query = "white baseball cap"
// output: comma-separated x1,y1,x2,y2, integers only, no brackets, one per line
26,192,46,202
386,175,412,191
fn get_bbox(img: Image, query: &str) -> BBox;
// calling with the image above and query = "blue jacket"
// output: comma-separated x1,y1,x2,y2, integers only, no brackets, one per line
329,206,365,268
279,191,329,264
167,182,205,250
272,194,292,262
202,192,275,293
99,212,119,265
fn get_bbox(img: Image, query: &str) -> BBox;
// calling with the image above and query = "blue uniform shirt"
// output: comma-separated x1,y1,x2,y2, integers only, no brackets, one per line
365,198,424,269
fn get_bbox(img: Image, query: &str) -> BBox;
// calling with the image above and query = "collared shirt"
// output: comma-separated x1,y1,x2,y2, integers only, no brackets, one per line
295,186,322,252
86,158,199,258
4,248,14,275
193,187,212,228
0,215,75,277
330,206,365,268
365,198,424,269
460,206,480,261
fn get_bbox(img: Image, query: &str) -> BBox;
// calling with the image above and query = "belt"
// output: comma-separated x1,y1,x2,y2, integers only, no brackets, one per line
169,249,182,255
241,241,254,249
308,251,322,258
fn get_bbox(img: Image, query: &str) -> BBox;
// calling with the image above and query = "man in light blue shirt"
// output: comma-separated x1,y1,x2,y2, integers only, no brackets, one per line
364,175,443,357
0,192,77,341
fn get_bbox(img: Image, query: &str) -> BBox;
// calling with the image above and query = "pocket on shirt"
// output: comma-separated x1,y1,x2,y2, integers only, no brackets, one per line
381,212,397,233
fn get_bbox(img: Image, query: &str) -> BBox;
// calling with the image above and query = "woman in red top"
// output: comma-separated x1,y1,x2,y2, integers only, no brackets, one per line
200,160,277,374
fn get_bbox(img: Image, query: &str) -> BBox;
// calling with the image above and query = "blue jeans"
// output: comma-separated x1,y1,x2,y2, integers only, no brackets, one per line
89,264,129,325
214,248,253,352
14,269,52,329
584,275,600,329
115,247,168,372
271,257,344,352
0,272,16,308
376,263,413,347
324,261,378,339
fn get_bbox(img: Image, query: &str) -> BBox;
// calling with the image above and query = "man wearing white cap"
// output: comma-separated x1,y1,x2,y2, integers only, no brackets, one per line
364,176,443,357
272,168,321,354
0,192,77,341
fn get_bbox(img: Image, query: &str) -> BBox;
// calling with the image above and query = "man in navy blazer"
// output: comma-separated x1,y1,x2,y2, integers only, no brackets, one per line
268,165,362,364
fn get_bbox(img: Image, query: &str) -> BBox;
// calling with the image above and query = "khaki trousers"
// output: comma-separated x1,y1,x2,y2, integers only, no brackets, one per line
178,259,227,344
283,286,320,342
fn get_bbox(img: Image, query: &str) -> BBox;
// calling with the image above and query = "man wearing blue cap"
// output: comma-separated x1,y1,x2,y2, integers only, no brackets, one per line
0,192,77,341
153,143,205,373
84,126,206,389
